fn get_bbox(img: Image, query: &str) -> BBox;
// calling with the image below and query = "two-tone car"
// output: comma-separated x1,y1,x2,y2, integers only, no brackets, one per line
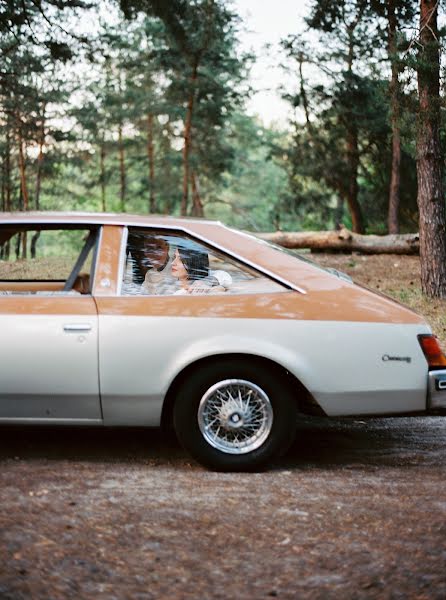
0,212,445,470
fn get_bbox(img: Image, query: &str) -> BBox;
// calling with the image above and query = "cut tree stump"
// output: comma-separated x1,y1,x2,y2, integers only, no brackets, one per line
256,227,420,255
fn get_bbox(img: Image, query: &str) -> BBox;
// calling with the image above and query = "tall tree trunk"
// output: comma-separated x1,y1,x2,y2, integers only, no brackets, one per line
0,173,4,258
17,123,28,258
5,126,11,212
31,111,43,257
35,109,45,211
1,152,5,213
191,171,204,217
147,113,156,213
298,52,313,134
18,126,29,211
15,232,21,259
30,232,40,259
416,0,446,298
334,197,344,230
100,137,107,212
31,114,42,257
345,125,364,233
3,128,11,258
181,60,198,216
387,0,401,234
161,122,174,215
118,123,126,212
344,17,364,234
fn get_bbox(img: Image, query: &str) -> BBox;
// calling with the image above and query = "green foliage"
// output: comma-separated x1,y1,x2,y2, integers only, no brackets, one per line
279,0,422,233
205,114,289,231
0,0,442,238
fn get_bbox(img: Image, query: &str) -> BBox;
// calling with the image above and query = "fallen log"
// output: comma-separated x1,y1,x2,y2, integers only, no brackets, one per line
256,227,420,255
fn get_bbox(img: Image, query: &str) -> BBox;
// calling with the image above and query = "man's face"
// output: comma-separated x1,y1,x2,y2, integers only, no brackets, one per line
140,237,169,272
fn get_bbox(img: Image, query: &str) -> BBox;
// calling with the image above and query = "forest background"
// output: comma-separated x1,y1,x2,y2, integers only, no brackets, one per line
1,0,446,295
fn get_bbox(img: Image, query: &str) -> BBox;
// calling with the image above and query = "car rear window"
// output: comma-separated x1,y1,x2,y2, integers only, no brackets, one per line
122,228,286,296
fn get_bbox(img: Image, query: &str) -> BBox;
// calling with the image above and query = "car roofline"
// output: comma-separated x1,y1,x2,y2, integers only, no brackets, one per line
0,211,220,227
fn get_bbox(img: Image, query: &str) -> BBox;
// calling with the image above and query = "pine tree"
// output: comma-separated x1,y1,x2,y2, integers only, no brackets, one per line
416,0,446,297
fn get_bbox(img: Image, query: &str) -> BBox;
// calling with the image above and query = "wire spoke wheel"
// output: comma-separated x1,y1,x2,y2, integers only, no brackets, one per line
174,360,297,470
198,379,274,454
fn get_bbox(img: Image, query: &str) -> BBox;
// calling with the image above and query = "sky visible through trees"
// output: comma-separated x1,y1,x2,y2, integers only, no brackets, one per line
0,0,445,296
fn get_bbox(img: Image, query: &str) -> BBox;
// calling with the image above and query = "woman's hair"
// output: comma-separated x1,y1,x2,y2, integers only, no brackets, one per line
177,246,209,281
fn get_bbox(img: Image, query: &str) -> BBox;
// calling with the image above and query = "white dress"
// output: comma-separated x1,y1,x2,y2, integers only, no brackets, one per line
141,254,179,295
122,253,179,295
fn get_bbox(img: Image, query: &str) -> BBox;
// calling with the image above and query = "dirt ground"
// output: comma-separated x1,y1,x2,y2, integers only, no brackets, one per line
1,254,445,599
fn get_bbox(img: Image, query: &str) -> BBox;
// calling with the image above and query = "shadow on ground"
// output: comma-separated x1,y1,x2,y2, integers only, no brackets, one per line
0,415,444,469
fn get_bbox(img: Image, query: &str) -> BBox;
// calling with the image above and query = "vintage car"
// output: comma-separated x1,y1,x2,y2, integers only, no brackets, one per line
0,212,445,470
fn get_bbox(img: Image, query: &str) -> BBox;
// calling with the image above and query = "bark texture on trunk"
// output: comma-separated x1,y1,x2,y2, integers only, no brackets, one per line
32,97,44,257
2,128,11,258
17,124,28,259
5,127,11,213
345,125,364,233
257,228,420,254
18,126,29,212
416,0,446,297
298,52,312,133
191,172,204,217
30,231,40,259
1,153,5,213
35,109,45,212
181,61,198,216
15,232,21,259
343,14,365,234
147,113,156,213
387,0,401,234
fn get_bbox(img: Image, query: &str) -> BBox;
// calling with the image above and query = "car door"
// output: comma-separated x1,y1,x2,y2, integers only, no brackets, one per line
94,225,286,427
0,224,101,423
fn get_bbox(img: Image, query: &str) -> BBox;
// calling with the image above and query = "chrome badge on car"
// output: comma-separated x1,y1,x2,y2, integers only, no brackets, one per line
382,354,412,364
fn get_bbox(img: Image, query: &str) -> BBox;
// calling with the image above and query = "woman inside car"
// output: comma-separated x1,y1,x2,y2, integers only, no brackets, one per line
171,246,226,295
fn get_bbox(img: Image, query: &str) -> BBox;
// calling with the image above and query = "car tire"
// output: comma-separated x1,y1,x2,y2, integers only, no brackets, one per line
173,359,297,471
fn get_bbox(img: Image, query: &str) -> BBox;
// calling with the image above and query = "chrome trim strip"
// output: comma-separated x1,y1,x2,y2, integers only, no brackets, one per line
63,323,92,332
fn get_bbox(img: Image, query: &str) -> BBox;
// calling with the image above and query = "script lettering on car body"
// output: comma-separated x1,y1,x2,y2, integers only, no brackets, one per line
382,354,412,364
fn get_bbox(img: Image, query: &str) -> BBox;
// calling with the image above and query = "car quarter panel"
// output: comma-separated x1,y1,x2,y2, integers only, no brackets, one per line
95,295,431,425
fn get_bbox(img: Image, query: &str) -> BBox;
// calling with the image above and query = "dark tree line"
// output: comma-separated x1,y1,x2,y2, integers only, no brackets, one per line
0,0,445,297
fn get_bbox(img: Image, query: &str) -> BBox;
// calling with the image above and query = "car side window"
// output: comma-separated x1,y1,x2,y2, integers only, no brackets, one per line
0,226,98,295
121,229,286,296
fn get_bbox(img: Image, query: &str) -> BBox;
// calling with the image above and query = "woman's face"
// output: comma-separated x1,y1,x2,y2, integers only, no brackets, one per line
172,249,188,281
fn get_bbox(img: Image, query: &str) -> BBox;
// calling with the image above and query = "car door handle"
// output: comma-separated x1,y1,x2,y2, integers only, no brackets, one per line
63,323,92,333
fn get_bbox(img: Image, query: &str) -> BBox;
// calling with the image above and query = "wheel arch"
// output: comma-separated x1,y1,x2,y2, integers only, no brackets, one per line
161,352,324,431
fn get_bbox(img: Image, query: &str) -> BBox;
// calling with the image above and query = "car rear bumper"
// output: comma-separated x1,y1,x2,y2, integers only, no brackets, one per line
428,369,446,412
